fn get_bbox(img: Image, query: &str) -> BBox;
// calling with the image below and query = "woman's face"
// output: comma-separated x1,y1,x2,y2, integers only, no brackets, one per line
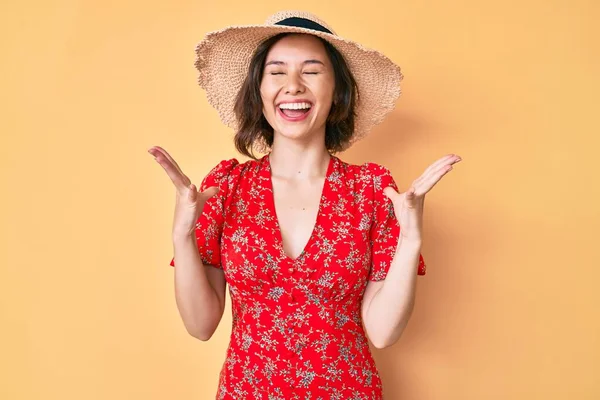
260,34,335,143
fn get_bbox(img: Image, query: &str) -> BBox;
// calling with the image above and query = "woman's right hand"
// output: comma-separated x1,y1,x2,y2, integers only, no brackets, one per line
148,146,219,239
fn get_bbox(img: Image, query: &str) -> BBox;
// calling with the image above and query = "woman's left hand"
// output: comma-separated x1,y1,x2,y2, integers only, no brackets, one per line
384,154,462,241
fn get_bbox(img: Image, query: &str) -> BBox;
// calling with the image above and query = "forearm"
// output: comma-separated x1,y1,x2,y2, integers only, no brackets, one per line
171,234,222,339
366,238,422,348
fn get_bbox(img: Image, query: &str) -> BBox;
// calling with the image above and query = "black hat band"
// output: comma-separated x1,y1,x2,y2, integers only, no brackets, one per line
274,17,333,35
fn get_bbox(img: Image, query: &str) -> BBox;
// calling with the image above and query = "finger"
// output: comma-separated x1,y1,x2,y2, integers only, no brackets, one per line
188,183,197,202
405,187,416,207
202,186,220,196
148,146,187,177
413,154,461,188
383,186,398,200
148,146,192,189
421,154,461,177
153,153,192,191
197,186,219,201
413,164,454,195
408,188,423,209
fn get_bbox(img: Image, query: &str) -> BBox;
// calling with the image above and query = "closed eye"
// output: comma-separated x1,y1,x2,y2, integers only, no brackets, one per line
268,72,320,75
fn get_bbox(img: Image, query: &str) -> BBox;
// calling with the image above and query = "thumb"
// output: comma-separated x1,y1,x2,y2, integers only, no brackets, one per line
383,186,398,200
187,183,197,202
202,186,220,199
405,186,417,208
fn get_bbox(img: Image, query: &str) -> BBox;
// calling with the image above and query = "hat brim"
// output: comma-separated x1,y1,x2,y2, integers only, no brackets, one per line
194,24,404,147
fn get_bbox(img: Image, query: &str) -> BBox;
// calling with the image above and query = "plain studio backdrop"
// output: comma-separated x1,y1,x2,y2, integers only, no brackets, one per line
1,0,598,399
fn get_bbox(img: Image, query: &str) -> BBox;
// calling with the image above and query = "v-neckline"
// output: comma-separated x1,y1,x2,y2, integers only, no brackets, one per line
265,153,335,263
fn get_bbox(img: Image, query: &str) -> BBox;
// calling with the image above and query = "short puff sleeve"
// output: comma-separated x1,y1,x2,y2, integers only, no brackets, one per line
367,163,427,280
169,158,239,269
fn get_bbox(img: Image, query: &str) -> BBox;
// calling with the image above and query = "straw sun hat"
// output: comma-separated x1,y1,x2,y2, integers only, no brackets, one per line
193,10,404,149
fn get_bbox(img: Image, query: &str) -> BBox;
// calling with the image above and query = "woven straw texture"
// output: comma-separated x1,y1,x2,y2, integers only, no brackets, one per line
193,11,404,150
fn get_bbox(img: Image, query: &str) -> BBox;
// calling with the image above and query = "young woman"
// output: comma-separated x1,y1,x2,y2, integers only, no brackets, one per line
148,10,461,399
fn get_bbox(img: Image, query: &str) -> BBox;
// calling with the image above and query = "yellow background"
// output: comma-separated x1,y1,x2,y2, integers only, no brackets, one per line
2,0,599,399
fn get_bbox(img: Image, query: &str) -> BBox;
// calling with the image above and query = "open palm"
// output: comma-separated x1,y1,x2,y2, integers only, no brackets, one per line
384,154,462,241
148,145,219,238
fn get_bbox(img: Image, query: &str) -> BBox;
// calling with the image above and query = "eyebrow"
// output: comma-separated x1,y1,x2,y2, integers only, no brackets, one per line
264,59,325,67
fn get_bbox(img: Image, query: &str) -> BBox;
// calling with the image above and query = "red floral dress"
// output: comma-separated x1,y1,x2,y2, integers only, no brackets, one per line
169,153,426,399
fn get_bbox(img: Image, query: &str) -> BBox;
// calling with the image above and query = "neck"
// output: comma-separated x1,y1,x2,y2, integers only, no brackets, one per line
268,140,331,180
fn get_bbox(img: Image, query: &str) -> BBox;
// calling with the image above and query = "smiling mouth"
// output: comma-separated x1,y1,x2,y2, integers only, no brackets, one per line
280,108,310,118
277,102,313,121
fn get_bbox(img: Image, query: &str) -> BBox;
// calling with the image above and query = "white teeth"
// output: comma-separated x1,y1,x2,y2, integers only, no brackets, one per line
279,102,312,110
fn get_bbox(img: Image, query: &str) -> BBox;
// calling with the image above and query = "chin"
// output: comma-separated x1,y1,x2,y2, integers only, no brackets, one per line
277,122,328,139
276,127,312,140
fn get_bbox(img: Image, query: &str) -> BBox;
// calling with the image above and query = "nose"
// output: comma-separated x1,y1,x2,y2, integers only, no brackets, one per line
284,71,305,95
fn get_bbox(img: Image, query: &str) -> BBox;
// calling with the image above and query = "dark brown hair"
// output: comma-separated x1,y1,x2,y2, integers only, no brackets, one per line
233,33,359,159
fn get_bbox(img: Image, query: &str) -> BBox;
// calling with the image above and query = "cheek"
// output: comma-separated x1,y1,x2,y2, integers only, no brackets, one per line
316,90,335,116
260,79,278,96
259,88,272,110
259,87,268,103
314,80,335,106
259,88,276,122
